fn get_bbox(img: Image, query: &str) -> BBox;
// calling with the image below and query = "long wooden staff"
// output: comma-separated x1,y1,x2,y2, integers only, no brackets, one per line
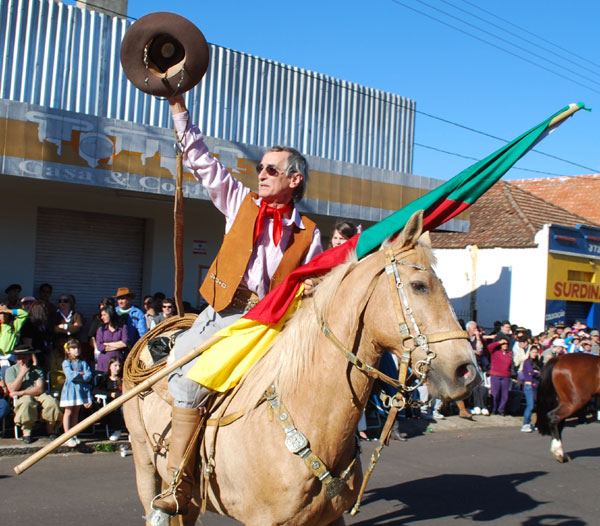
13,332,222,475
173,141,185,316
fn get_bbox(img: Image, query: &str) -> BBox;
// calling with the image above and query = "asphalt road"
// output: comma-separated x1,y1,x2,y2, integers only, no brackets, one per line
2,422,600,526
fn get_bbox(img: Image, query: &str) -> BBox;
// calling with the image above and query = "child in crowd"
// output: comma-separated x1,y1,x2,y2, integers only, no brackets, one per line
94,357,125,441
60,338,93,447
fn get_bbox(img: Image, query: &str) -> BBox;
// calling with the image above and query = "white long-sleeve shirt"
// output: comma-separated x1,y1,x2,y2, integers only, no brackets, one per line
173,113,322,299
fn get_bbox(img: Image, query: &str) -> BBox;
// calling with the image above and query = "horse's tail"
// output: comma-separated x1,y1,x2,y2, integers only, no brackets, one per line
536,357,559,436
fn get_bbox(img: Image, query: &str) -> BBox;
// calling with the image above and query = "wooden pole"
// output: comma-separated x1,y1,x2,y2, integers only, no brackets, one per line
174,147,185,317
14,331,222,475
548,103,583,128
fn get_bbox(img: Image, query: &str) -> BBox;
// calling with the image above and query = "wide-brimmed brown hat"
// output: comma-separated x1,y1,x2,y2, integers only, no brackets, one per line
114,287,136,299
120,12,209,97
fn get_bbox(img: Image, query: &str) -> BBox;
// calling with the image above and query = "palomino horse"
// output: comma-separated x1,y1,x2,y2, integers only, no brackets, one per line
536,352,600,462
124,211,480,525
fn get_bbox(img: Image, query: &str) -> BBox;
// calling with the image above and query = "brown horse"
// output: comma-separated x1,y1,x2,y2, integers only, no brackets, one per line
536,352,600,462
124,211,480,526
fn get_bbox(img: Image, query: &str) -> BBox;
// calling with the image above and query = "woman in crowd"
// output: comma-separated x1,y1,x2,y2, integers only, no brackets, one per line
95,305,129,373
20,300,53,371
142,295,158,329
488,337,513,416
330,220,359,248
94,357,125,441
52,294,83,371
87,297,115,365
520,345,542,433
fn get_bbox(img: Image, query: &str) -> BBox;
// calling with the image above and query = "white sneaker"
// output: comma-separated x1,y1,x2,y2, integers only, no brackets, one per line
481,408,490,416
432,411,445,420
109,430,122,442
65,438,78,448
520,424,533,433
472,407,482,415
74,436,81,445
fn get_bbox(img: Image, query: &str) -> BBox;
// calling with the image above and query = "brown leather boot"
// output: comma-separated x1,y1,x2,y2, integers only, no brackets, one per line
152,407,202,516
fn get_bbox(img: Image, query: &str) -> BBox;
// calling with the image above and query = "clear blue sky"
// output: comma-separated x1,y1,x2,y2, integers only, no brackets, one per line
89,0,600,181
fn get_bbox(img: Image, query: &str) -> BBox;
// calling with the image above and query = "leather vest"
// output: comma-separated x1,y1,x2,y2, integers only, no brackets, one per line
200,193,317,312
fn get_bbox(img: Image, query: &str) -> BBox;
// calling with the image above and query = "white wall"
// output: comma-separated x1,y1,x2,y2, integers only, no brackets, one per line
433,226,549,334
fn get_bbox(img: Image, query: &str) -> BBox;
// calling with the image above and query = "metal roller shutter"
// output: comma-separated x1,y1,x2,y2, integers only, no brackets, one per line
34,208,145,320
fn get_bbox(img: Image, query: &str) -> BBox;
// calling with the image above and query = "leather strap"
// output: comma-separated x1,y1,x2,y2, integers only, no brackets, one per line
264,387,348,500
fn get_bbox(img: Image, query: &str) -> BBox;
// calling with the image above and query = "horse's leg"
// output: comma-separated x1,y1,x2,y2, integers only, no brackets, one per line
123,398,162,518
548,406,572,463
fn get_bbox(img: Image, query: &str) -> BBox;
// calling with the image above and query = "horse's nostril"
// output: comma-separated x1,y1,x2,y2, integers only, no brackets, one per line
456,363,470,380
456,363,478,386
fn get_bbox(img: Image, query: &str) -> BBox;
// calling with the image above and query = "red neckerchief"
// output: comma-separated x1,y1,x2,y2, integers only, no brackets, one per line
253,200,293,247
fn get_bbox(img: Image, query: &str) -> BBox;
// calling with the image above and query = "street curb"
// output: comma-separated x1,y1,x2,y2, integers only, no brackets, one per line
0,438,130,457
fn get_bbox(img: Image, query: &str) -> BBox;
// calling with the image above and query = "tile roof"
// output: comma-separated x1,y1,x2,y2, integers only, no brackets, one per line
512,174,600,224
430,180,600,249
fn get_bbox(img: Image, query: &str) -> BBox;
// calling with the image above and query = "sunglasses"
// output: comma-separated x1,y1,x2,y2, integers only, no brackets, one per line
256,163,286,177
163,305,174,309
58,299,70,304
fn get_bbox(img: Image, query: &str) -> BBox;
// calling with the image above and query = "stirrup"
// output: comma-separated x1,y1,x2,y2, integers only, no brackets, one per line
146,508,172,526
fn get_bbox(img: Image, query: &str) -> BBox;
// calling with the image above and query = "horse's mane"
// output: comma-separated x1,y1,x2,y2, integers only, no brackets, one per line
235,252,359,406
234,237,435,407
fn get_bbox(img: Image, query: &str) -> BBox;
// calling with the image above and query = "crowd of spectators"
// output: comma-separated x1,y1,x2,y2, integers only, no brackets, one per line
0,282,197,443
459,318,600,432
2,279,599,442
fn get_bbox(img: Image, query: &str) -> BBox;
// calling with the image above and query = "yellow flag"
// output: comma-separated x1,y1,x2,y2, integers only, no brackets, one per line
186,286,304,392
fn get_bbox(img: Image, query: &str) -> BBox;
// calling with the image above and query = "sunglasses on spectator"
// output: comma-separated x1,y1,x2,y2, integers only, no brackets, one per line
256,163,286,177
163,305,174,309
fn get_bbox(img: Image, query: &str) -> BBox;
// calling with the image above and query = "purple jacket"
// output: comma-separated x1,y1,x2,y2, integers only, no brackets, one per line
95,324,129,373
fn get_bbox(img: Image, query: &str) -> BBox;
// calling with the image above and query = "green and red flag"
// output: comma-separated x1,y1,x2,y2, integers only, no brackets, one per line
187,102,588,391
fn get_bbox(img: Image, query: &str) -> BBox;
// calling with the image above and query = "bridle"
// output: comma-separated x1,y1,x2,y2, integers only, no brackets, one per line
316,243,469,516
317,244,468,403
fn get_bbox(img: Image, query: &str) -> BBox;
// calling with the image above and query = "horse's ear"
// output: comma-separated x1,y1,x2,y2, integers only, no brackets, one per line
397,210,424,248
419,230,432,249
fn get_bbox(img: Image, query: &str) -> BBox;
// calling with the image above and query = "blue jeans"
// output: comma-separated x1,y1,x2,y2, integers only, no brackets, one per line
523,383,535,426
0,398,9,419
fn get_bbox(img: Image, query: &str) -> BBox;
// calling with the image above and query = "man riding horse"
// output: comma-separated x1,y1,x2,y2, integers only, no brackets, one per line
151,95,323,516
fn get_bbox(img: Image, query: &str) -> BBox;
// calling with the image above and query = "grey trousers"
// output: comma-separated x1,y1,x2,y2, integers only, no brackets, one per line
168,304,244,408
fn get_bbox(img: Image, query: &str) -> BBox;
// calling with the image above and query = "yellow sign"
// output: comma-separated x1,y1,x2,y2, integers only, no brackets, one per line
547,253,600,302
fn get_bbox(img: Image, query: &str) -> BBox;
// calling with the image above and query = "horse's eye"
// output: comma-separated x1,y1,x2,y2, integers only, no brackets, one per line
411,281,429,294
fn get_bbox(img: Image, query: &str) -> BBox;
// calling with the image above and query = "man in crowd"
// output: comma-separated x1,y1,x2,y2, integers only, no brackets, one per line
115,287,147,345
590,329,600,355
150,94,322,516
3,284,22,309
4,344,61,443
542,338,568,364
